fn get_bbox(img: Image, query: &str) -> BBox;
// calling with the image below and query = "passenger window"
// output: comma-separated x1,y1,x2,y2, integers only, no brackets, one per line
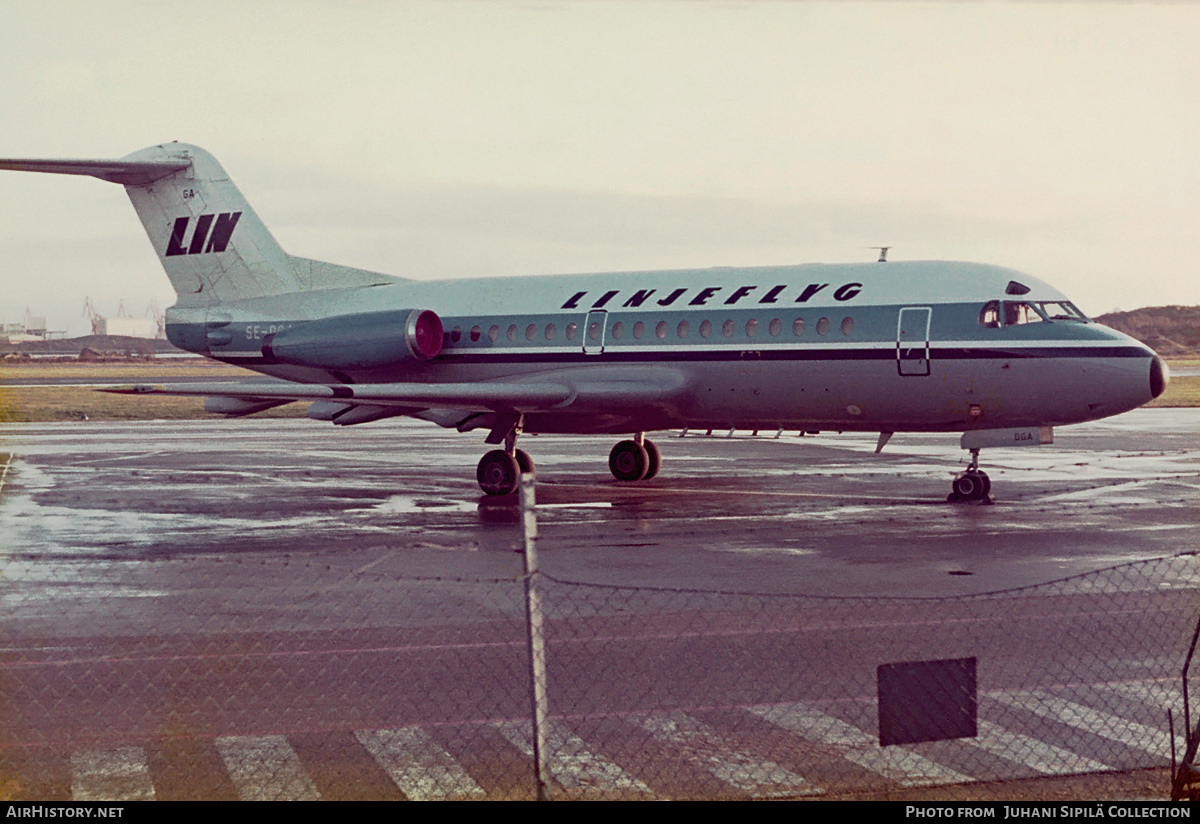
545,323,556,340
632,321,644,339
655,321,668,339
792,318,805,336
588,321,601,340
450,326,462,343
816,317,829,336
700,319,712,338
526,323,537,341
507,324,518,341
677,320,689,338
840,317,853,336
488,325,500,342
745,318,758,337
768,318,781,336
611,321,624,339
979,301,1001,328
722,320,735,337
565,323,577,340
470,325,481,343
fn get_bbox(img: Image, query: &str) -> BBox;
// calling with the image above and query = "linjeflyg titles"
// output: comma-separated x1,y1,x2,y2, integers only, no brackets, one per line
560,281,863,311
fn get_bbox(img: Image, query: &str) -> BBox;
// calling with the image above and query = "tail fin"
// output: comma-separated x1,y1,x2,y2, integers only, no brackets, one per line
0,142,395,306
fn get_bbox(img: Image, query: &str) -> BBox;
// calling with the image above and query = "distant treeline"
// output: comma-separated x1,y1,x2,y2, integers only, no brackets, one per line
1095,305,1200,357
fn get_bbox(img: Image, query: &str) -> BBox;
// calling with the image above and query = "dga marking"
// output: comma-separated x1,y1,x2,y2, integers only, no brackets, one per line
638,710,820,797
214,734,320,801
70,746,155,801
748,702,972,787
495,719,652,797
354,727,485,801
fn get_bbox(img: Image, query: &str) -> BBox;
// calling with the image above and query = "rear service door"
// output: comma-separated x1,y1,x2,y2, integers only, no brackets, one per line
896,307,932,376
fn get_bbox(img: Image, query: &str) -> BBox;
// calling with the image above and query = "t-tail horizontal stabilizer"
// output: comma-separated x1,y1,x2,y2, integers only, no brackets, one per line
0,158,191,185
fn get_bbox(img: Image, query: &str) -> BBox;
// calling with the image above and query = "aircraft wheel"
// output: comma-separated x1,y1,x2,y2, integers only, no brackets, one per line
951,472,987,501
477,449,520,496
609,440,650,481
515,449,535,476
642,439,661,480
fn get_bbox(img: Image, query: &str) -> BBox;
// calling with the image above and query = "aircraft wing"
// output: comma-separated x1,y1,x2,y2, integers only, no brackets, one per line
101,367,691,414
101,380,575,411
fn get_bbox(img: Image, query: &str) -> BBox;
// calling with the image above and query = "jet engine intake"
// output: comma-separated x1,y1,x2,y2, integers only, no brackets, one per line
263,308,443,369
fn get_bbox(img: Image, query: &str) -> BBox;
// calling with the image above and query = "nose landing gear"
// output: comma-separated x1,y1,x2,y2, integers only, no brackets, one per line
948,448,992,504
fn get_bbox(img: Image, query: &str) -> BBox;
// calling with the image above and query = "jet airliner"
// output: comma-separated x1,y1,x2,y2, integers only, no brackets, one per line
0,143,1169,499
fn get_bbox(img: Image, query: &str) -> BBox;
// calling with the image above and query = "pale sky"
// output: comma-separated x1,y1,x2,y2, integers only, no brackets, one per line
1,1,1198,336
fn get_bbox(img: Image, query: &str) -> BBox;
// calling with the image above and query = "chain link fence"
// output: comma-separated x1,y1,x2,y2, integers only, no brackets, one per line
0,552,1197,800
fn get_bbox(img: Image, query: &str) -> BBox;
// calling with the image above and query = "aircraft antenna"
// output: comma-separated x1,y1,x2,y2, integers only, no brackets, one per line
873,246,890,263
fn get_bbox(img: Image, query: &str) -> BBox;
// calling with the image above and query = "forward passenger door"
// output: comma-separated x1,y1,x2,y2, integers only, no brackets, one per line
896,307,932,376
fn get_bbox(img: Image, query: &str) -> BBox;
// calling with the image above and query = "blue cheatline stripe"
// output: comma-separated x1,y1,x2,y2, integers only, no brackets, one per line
432,345,1150,366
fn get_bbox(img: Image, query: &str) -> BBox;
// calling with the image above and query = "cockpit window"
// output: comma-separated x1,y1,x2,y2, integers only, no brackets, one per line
982,299,1089,327
1004,301,1045,325
979,300,1001,328
1034,301,1089,321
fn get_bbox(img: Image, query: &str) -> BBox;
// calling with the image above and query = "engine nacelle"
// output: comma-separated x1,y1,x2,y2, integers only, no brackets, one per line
263,308,443,370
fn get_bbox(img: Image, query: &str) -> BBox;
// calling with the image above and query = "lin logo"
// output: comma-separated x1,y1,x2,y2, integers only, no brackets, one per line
165,212,242,256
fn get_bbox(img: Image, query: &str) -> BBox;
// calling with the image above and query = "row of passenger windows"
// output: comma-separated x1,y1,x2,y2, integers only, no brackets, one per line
448,316,856,344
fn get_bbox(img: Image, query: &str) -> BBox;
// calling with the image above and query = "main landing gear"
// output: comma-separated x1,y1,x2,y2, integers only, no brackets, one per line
608,434,661,482
474,430,662,495
476,424,534,496
948,448,992,504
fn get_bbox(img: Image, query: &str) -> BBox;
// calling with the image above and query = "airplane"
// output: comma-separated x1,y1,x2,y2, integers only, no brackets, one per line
0,142,1169,500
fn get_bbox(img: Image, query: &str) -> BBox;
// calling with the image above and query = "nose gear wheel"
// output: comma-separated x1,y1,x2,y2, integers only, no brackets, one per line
949,470,991,502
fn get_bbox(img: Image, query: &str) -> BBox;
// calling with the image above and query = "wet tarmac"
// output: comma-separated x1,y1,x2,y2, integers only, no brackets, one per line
0,410,1197,800
0,408,1197,597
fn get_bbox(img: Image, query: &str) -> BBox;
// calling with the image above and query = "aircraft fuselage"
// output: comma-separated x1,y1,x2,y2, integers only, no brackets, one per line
163,260,1165,436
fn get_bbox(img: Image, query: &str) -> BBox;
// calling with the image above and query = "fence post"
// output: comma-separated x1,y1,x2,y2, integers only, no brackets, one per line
1171,608,1200,800
520,472,550,800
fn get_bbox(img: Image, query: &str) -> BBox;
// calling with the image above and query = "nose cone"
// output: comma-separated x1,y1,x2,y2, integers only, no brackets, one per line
1150,355,1170,399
